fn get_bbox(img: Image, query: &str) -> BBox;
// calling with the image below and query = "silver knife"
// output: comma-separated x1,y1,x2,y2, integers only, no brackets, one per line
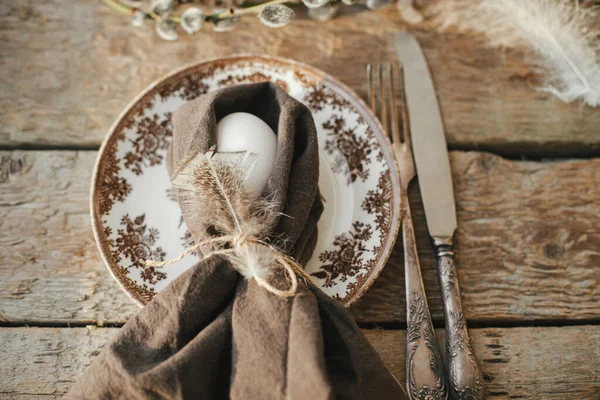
394,31,484,400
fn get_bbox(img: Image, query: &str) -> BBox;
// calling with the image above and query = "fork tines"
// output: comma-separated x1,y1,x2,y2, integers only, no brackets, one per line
367,63,409,147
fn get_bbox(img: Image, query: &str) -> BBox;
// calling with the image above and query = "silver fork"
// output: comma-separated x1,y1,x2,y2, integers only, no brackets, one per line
368,63,448,400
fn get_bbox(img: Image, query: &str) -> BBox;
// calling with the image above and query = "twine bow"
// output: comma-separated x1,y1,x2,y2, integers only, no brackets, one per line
146,231,313,297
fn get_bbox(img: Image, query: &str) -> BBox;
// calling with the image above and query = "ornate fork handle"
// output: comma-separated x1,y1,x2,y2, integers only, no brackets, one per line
435,241,484,400
403,196,448,400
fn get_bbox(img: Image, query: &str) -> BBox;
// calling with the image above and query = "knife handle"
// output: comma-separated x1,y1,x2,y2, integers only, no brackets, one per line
435,243,484,400
402,196,448,400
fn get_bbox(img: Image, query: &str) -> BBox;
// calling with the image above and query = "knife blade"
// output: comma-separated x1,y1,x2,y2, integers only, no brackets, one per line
393,31,456,242
394,31,484,400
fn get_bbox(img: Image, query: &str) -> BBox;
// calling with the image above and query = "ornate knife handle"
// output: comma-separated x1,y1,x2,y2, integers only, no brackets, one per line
435,241,484,400
403,196,448,400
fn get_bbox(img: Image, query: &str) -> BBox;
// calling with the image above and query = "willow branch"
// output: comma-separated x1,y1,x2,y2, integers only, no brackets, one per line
101,0,302,24
101,0,131,14
212,0,302,19
100,0,181,22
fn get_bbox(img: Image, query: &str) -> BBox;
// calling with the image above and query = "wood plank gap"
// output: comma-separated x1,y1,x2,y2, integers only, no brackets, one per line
2,318,600,330
0,320,125,328
0,144,100,151
2,143,600,161
449,143,600,161
358,318,600,331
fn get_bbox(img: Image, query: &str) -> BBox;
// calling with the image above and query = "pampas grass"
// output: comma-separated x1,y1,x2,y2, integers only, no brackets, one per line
428,0,600,107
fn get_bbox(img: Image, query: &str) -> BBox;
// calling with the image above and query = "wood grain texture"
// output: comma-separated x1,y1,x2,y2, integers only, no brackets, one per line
1,150,598,324
1,326,599,399
1,1,599,156
353,151,600,323
0,327,108,399
0,151,140,324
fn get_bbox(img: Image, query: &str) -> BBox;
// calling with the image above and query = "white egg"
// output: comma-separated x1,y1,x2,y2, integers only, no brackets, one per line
216,112,277,197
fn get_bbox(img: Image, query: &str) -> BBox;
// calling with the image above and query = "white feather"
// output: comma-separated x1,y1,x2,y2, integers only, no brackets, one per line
428,0,600,107
169,146,283,282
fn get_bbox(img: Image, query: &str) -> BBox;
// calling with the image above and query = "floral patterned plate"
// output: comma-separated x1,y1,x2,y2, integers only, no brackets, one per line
91,54,400,307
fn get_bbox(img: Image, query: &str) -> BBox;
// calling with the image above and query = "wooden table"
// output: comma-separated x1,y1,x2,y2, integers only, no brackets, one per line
1,1,599,398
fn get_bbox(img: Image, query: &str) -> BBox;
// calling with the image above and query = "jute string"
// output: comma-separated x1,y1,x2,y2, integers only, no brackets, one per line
146,232,313,297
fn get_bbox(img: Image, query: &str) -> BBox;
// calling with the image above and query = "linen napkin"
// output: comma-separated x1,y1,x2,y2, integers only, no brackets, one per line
67,82,406,399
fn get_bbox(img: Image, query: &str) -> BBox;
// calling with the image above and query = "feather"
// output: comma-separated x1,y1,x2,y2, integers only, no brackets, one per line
148,147,307,297
427,0,600,107
171,147,280,280
397,0,424,25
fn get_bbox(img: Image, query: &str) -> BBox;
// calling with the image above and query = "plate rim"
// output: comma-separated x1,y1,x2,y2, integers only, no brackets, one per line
90,53,401,308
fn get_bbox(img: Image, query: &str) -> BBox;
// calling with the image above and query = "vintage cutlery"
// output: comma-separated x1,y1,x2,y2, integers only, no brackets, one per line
368,63,448,400
394,31,484,400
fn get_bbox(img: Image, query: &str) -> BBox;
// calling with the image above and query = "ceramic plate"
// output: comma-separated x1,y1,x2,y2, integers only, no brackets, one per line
91,54,400,307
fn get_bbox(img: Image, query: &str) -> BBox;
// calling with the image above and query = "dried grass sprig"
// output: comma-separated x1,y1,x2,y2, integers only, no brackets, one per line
427,0,600,107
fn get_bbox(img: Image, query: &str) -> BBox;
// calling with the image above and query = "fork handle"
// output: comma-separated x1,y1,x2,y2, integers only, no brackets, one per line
402,196,448,400
435,242,484,400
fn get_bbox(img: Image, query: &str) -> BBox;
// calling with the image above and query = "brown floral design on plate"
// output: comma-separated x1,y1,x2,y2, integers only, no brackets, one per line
109,214,167,286
218,72,289,92
294,69,318,88
322,114,375,184
124,113,173,175
305,83,352,113
305,84,328,112
312,221,372,288
99,142,132,216
344,270,369,300
159,73,210,101
91,55,400,307
362,169,392,239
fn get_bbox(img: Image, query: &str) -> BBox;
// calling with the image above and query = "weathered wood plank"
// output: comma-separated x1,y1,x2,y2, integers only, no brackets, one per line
366,326,600,399
1,150,599,324
0,151,140,324
353,151,600,323
0,327,108,399
1,1,599,155
1,326,599,399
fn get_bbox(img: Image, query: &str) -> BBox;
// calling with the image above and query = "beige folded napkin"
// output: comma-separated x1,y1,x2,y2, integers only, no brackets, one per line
67,82,406,400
